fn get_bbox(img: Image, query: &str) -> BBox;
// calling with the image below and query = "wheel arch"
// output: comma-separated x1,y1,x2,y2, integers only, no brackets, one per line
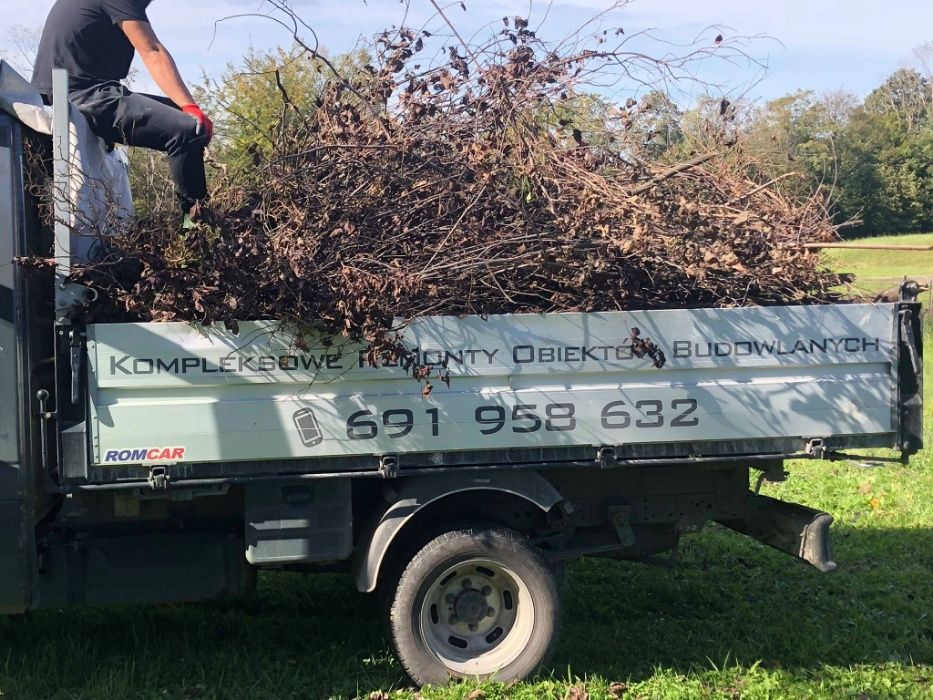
352,470,563,593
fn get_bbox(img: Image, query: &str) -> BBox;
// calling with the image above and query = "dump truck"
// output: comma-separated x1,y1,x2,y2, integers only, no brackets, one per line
0,70,924,686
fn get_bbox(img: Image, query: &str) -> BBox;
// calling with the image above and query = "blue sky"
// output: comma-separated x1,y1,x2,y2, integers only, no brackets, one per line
2,0,931,105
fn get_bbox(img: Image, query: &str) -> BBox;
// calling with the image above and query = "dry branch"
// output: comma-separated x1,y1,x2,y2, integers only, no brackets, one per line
799,242,933,251
34,11,847,371
628,153,718,195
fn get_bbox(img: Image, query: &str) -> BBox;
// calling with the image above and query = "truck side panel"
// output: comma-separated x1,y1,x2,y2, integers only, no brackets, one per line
85,304,900,472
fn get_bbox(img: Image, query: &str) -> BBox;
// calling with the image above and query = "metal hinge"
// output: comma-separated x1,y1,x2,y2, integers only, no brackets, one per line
597,445,617,469
806,438,827,459
55,282,98,325
379,455,399,479
147,466,171,490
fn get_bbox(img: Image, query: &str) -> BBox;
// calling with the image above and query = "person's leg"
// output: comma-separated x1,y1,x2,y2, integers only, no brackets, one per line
69,82,124,141
109,88,209,212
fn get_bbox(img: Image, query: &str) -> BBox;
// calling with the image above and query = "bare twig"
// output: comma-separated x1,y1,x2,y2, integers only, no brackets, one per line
628,152,718,195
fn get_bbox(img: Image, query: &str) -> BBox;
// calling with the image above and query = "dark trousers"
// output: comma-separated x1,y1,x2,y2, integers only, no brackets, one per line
68,81,208,212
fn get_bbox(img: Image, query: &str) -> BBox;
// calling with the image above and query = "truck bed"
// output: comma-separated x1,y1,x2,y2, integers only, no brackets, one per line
80,302,917,482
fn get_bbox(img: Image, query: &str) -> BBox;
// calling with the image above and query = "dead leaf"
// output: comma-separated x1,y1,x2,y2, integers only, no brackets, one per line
565,685,588,700
58,19,844,362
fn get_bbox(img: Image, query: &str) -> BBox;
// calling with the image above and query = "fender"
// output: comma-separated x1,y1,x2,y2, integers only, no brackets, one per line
353,470,563,592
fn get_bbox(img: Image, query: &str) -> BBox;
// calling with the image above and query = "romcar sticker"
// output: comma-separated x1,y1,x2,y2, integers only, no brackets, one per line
103,447,186,464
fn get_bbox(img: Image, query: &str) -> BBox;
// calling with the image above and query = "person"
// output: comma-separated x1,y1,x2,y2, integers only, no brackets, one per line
31,0,213,223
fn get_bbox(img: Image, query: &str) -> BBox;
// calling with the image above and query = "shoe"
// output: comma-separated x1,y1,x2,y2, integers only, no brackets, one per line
183,200,217,229
183,201,206,229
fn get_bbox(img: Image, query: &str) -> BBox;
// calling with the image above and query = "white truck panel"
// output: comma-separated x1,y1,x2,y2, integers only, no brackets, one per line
85,304,898,467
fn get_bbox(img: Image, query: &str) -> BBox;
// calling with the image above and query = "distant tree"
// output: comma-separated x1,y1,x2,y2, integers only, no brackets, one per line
195,45,371,180
674,94,752,164
825,64,932,234
864,68,931,133
831,107,899,232
543,92,624,153
708,62,933,237
739,90,856,201
628,90,684,160
914,42,933,103
0,25,40,75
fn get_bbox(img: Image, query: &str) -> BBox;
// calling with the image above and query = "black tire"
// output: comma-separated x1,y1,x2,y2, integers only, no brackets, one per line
387,525,560,686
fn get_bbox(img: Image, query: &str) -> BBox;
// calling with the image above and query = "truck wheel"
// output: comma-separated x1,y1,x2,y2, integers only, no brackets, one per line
388,525,559,686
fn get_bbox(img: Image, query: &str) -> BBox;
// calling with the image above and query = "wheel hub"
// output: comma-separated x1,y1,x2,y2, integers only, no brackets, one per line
453,589,488,625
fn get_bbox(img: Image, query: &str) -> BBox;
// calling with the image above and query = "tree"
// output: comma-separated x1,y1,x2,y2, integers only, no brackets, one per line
709,64,933,236
864,68,930,133
914,42,933,108
672,94,753,165
826,64,932,234
195,45,371,179
628,90,684,160
0,25,40,76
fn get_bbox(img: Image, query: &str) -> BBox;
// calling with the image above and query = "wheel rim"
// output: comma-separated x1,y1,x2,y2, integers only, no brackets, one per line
418,558,535,676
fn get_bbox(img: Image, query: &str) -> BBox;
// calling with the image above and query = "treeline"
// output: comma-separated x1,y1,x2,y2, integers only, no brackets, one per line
194,43,933,239
631,64,933,237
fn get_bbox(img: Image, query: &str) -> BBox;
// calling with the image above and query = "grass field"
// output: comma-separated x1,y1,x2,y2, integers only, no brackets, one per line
1,246,931,699
826,232,933,295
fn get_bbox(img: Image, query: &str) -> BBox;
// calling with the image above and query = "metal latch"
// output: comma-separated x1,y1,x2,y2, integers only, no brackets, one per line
68,329,84,405
597,445,617,469
900,309,921,376
379,455,399,479
806,438,827,459
147,466,171,490
36,389,54,475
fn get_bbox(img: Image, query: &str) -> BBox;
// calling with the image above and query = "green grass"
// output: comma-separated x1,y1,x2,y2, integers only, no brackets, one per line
1,248,932,699
826,232,933,294
2,457,930,700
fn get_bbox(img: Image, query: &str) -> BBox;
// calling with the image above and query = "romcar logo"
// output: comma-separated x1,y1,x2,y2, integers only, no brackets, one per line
103,447,186,464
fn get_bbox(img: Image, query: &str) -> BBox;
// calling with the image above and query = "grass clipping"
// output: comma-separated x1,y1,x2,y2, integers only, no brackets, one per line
81,20,844,359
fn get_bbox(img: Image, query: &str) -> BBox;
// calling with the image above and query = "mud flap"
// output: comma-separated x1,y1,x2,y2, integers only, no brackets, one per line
718,493,837,572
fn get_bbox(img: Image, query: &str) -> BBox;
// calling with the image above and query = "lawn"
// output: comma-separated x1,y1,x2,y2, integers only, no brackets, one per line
826,232,933,295
0,247,931,700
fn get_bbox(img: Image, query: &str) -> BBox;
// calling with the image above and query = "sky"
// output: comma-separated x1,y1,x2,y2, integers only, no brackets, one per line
1,0,931,106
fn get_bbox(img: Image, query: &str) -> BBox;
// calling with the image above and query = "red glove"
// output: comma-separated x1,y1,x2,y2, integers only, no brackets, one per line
181,104,213,141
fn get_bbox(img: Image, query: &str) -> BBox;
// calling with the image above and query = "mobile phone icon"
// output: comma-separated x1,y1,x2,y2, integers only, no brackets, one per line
293,408,324,447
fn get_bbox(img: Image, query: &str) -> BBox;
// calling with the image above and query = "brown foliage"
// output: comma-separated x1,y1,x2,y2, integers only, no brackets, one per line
70,19,843,364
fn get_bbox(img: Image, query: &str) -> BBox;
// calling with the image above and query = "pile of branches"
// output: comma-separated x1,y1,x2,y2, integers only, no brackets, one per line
74,12,845,357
